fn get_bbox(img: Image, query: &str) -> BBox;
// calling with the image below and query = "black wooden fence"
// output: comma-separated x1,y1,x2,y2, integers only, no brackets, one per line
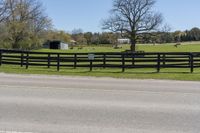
0,49,200,73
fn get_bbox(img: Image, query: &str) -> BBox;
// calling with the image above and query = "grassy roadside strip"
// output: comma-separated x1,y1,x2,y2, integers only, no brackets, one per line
0,65,200,81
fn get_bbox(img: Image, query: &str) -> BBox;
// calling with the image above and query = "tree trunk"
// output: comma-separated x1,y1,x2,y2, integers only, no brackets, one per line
130,39,136,52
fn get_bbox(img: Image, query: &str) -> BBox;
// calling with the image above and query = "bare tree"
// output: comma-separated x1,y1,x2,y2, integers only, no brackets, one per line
102,0,163,52
0,0,9,22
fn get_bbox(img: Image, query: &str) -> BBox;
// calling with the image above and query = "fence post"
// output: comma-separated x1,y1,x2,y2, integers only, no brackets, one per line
122,53,125,72
189,53,194,73
103,53,106,69
74,54,77,69
162,54,166,66
21,52,24,67
90,60,93,71
132,53,135,66
157,53,161,72
0,50,2,66
48,53,51,68
26,52,29,69
57,53,60,71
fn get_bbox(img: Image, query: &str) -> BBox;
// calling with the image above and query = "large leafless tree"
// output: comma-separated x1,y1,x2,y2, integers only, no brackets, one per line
102,0,163,51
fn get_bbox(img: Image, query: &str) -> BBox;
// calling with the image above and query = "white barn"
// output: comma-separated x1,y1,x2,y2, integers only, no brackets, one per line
117,39,130,44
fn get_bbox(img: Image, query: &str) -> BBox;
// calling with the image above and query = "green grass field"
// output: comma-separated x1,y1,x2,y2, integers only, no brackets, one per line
35,42,200,53
1,65,200,81
1,42,200,81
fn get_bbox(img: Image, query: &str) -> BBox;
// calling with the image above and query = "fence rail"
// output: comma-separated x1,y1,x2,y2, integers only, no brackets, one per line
0,49,200,73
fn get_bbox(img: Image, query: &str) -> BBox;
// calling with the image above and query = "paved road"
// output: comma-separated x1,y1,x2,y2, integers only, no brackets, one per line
0,73,200,133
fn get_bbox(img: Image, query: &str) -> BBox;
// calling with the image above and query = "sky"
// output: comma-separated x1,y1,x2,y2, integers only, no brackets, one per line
41,0,200,33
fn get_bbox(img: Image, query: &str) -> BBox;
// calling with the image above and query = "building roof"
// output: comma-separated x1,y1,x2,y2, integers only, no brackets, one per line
70,40,76,43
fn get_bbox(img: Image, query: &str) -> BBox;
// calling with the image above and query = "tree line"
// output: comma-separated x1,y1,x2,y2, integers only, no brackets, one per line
69,27,200,46
140,27,200,44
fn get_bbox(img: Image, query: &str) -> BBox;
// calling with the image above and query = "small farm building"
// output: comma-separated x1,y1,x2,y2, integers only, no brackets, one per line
44,41,69,50
117,39,130,44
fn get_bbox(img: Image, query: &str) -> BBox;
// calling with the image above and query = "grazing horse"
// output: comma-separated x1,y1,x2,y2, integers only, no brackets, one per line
174,43,181,48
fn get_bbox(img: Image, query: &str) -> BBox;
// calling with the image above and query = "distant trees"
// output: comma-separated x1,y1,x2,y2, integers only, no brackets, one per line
71,29,119,46
71,29,87,45
0,0,52,50
75,28,200,46
187,28,200,41
136,27,200,44
45,30,71,43
91,33,100,45
173,31,184,42
69,27,200,46
84,32,93,45
102,0,163,51
170,28,200,43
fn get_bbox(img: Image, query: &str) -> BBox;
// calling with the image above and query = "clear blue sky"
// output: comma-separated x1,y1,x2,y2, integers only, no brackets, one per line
41,0,200,33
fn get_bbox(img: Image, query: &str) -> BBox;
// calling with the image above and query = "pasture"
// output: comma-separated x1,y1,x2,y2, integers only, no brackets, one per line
1,42,200,81
36,42,200,53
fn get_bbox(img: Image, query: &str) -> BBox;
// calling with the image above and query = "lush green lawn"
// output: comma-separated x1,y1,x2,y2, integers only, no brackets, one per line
35,42,200,53
1,65,200,81
1,42,200,81
139,43,200,52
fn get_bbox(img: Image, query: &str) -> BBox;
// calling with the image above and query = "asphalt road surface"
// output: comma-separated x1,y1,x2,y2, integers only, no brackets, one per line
0,73,200,133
